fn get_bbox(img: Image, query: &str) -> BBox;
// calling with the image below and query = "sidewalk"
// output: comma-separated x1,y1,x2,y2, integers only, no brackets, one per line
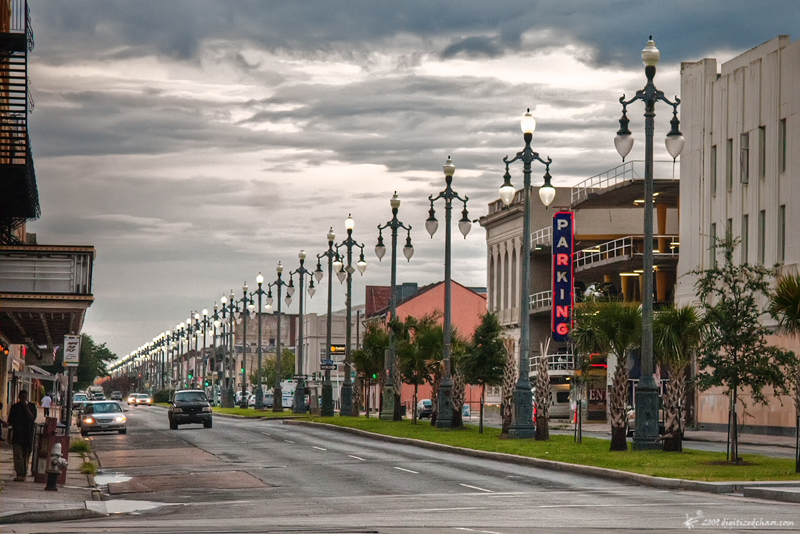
0,440,105,524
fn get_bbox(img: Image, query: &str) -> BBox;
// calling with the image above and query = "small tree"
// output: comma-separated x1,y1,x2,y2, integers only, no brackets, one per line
693,235,797,463
768,273,800,472
396,316,429,424
249,349,295,389
654,305,702,452
461,313,506,434
352,322,388,417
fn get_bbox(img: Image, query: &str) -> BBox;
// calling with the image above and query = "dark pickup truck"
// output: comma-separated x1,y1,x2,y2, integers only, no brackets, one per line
168,389,213,429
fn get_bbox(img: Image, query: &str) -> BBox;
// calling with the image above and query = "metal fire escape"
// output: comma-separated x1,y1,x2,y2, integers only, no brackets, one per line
0,0,39,244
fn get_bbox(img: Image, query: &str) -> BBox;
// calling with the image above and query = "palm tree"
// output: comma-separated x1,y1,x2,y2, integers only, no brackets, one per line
396,316,428,424
654,305,702,452
461,312,506,433
769,274,800,472
573,301,641,451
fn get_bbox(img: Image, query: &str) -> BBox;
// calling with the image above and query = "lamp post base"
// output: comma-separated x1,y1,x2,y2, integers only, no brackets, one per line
340,382,353,416
273,386,283,412
435,378,454,428
508,382,536,439
293,382,306,413
223,385,235,409
255,387,264,410
632,375,661,451
379,384,395,420
321,382,334,416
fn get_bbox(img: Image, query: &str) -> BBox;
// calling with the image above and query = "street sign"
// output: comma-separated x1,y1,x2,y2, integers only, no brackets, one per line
321,359,334,365
320,364,337,371
63,335,81,367
292,374,308,380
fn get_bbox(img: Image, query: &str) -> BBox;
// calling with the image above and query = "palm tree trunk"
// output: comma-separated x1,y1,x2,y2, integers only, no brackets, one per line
480,384,485,434
609,358,629,451
413,383,418,425
662,370,685,452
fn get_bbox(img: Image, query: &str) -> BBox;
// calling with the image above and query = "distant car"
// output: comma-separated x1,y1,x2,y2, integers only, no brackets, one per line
168,389,212,429
417,399,433,419
134,394,152,406
110,391,123,401
91,392,106,400
127,393,139,405
80,401,127,436
72,393,89,411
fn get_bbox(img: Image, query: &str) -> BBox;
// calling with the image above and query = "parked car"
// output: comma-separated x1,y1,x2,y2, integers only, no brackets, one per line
168,389,212,429
134,393,153,406
127,393,139,405
110,391,123,401
80,401,127,436
416,399,433,419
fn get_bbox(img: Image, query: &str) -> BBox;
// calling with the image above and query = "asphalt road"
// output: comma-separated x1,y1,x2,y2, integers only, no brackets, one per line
17,406,799,534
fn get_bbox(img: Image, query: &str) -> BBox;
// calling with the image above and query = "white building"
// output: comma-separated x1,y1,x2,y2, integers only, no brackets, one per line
677,35,800,434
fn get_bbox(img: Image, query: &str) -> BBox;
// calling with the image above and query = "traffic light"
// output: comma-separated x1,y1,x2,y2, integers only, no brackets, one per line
240,367,244,374
371,373,378,379
204,379,210,387
188,371,194,380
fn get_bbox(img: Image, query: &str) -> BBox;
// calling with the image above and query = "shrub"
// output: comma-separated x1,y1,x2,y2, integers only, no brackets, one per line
153,389,172,403
69,439,91,453
80,461,97,475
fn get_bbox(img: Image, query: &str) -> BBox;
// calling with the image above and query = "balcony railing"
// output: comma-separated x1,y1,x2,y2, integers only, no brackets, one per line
532,352,576,372
488,188,525,215
2,0,27,34
530,226,552,248
574,235,679,270
570,160,678,206
0,245,94,295
529,290,552,312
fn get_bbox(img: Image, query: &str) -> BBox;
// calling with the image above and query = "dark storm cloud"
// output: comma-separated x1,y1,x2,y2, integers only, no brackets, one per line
31,0,800,68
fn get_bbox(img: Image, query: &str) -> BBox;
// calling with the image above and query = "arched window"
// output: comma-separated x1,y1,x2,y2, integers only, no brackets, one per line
488,253,496,312
511,247,517,309
503,250,510,310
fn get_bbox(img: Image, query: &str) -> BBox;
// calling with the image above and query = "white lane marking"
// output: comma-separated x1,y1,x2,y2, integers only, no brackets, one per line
261,432,270,436
312,446,327,451
284,439,295,444
415,507,484,512
393,466,419,474
538,502,718,508
459,483,494,493
348,455,366,461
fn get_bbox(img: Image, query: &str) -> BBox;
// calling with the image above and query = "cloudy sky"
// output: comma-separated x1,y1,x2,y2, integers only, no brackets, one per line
24,0,798,359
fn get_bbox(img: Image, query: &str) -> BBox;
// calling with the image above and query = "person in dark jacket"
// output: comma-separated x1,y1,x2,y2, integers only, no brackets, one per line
8,390,37,481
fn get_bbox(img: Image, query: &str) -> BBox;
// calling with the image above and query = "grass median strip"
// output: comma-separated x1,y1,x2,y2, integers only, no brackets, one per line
305,416,800,482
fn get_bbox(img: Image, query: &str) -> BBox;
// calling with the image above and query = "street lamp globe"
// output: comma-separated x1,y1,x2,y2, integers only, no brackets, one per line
194,313,200,321
202,308,208,317
443,156,455,178
458,209,471,238
403,235,414,261
356,254,367,274
425,207,438,237
299,250,306,261
308,281,316,298
642,36,660,67
499,166,515,206
520,108,536,135
375,235,386,260
390,192,400,210
314,261,324,283
256,272,264,285
221,295,227,305
665,131,685,160
333,255,344,273
539,169,556,207
345,214,355,231
276,262,283,275
285,295,293,307
327,227,336,242
287,280,296,297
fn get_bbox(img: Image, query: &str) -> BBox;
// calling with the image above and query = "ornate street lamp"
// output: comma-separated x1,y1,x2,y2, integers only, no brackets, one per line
333,215,367,416
252,273,268,409
290,250,315,413
499,109,554,439
376,192,413,421
265,262,292,412
317,228,337,416
234,282,253,407
427,156,471,428
615,36,683,450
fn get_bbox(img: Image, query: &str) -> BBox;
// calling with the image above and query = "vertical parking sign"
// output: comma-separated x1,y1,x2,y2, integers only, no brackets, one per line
552,212,574,342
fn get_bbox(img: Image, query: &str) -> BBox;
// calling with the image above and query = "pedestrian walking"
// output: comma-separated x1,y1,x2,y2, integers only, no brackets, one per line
42,392,52,418
8,390,38,481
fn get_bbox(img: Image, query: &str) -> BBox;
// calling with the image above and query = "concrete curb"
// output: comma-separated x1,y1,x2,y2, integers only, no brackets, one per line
284,420,800,496
0,505,108,525
742,486,800,503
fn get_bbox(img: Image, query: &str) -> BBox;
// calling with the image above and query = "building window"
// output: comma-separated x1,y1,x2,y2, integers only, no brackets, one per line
779,205,786,263
726,138,733,190
779,119,787,174
740,132,749,184
711,145,717,196
711,223,718,266
758,126,766,179
511,248,517,310
503,250,510,310
758,210,766,265
742,214,749,264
